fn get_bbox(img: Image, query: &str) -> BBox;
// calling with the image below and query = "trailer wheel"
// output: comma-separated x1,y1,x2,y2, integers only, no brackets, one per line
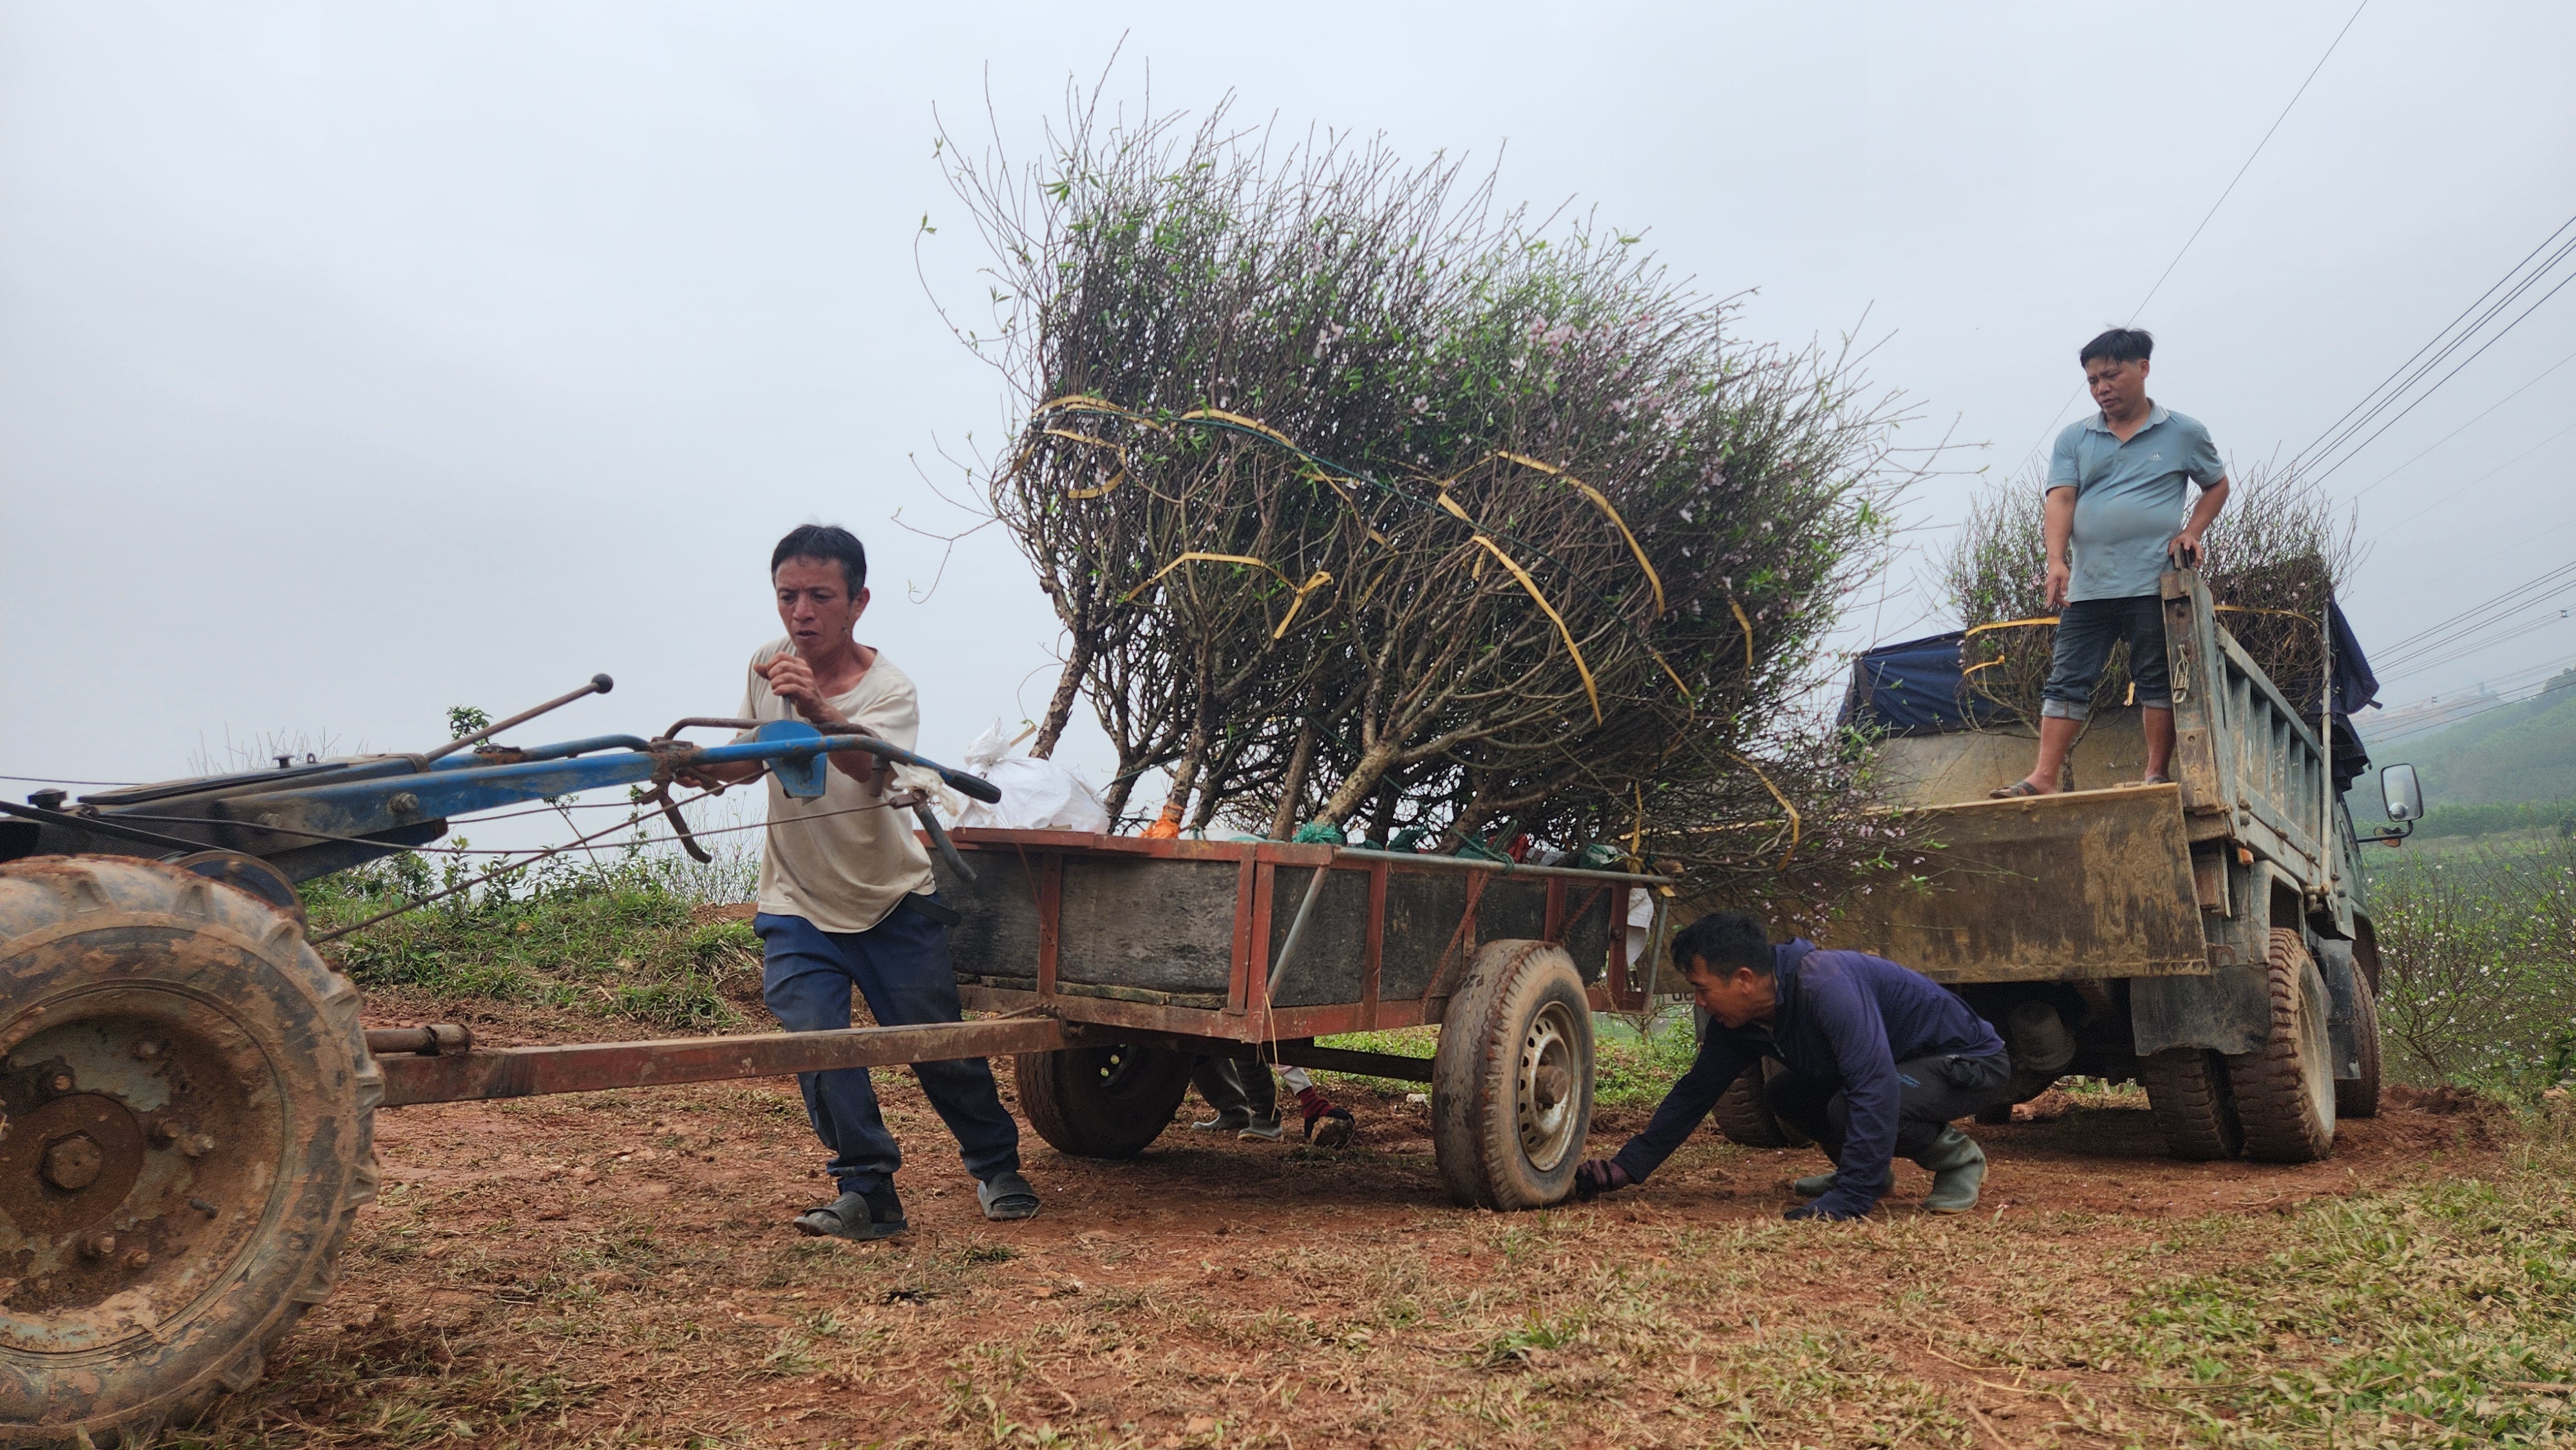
1710,1058,1814,1149
1012,1043,1193,1160
2336,967,2382,1120
0,856,379,1449
2227,928,2337,1161
2139,1048,2244,1160
1431,940,1593,1210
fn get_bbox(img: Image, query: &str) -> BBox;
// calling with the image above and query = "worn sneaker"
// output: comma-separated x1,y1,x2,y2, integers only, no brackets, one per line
1790,1171,1840,1198
1191,1108,1253,1132
1236,1116,1285,1142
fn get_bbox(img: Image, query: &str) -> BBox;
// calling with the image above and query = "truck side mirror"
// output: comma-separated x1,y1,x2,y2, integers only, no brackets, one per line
2382,763,2423,823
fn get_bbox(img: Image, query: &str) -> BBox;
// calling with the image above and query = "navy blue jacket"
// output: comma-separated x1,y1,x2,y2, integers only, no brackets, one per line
1611,941,2007,1216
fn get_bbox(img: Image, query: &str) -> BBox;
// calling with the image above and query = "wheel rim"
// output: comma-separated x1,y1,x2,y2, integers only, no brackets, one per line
1,979,289,1357
1513,1001,1582,1172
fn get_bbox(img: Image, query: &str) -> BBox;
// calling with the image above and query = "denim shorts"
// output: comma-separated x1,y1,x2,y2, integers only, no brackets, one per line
2041,595,2171,720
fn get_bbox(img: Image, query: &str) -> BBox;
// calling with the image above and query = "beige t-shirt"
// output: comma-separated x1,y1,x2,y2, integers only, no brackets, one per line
738,639,936,934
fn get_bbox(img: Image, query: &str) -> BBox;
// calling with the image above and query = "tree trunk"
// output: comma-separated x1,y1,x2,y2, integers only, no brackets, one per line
1265,717,1320,840
1316,740,1403,825
1030,634,1095,761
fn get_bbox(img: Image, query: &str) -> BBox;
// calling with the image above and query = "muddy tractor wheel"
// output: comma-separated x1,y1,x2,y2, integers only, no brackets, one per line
2336,964,2383,1121
0,856,379,1448
1710,1057,1814,1149
2139,1048,2244,1161
1012,1043,1194,1160
1431,940,1594,1210
2227,928,2338,1162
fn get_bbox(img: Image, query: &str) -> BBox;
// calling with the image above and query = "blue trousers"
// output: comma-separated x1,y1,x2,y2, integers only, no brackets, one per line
753,905,1020,1194
2041,594,2172,720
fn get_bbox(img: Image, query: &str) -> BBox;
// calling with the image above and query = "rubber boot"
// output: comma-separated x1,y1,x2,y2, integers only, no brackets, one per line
1790,1171,1839,1198
1913,1127,1985,1214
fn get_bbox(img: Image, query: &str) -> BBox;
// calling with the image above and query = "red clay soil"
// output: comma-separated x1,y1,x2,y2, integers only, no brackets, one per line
182,995,2512,1449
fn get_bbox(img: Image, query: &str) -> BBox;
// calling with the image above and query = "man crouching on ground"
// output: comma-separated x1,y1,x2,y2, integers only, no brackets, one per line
1574,912,2014,1219
679,523,1037,1239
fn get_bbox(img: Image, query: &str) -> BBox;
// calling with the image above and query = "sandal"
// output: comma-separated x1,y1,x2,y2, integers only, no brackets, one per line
977,1171,1041,1222
2139,772,2174,786
793,1185,906,1241
1986,780,2046,799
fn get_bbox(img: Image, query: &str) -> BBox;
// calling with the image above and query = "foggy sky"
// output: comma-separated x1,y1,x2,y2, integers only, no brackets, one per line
5,2,2571,816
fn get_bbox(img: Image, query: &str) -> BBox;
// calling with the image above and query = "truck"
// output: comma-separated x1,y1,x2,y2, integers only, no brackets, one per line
1711,565,2418,1163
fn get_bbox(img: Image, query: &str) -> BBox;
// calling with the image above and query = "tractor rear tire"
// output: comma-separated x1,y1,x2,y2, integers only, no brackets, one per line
2228,928,2338,1162
2336,966,2382,1120
0,856,379,1449
1012,1043,1193,1160
2139,1047,2244,1160
1711,1057,1815,1149
1431,941,1594,1210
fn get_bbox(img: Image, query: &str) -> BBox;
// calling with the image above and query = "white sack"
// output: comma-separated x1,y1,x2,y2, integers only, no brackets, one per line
954,719,1112,833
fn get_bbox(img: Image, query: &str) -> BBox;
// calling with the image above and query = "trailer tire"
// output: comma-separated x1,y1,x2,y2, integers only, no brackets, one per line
2336,967,2382,1120
2139,1048,2244,1160
1710,1058,1814,1149
1432,941,1593,1210
0,856,379,1449
1012,1043,1193,1160
2226,928,2338,1162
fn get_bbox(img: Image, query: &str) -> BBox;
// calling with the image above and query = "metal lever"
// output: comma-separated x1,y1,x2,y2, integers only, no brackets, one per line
424,674,615,764
914,802,976,883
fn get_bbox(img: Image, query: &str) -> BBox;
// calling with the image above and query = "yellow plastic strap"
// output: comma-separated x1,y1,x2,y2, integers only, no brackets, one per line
1043,428,1128,498
1119,552,1334,639
1729,597,1756,675
1466,535,1602,722
1492,451,1667,616
1963,616,2060,638
1177,408,1297,449
1728,750,1802,872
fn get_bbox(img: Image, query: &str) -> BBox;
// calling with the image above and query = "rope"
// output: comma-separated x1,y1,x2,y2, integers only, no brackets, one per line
1725,749,1801,872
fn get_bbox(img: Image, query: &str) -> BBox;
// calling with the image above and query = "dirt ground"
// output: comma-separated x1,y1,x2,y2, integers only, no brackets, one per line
180,995,2515,1449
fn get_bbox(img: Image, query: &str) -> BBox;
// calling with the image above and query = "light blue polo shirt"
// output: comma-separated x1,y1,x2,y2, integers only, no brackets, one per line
2047,404,2226,602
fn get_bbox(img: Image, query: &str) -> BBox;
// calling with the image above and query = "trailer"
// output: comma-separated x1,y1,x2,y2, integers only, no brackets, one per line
1720,567,2407,1163
0,681,1662,1446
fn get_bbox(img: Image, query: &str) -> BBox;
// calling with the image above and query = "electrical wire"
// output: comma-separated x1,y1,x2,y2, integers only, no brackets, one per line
2371,556,2576,659
2360,668,2576,747
2295,261,2576,489
0,773,141,787
2344,344,2576,503
2364,427,2575,545
2016,1,2370,469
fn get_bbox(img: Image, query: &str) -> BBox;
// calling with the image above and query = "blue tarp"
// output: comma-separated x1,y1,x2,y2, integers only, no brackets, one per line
1839,601,2382,790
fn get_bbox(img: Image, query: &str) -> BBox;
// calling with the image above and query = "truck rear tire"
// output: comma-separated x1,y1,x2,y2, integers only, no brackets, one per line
1012,1043,1193,1160
1711,1058,1814,1149
2336,968,2382,1120
1432,941,1593,1210
0,856,379,1449
2139,1047,2244,1160
2226,928,2338,1162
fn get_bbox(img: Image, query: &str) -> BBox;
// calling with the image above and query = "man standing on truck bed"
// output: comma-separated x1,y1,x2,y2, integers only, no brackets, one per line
1994,328,2230,798
679,523,1039,1240
1571,912,2016,1219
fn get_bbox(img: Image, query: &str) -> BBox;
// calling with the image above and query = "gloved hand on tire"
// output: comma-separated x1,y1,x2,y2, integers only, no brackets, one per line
1572,1158,1632,1200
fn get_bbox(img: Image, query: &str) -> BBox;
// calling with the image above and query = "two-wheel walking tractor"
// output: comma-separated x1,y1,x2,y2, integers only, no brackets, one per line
0,679,1665,1444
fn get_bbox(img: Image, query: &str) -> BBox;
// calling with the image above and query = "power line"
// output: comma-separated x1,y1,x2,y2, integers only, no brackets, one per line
2373,556,2576,657
2344,344,2576,503
2365,426,2576,545
2015,1,2369,470
2295,258,2576,489
2361,668,2576,747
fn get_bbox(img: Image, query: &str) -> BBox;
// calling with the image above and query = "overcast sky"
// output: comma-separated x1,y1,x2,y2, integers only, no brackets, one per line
5,2,2572,816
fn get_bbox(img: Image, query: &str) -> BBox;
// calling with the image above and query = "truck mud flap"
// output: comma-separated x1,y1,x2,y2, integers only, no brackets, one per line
1828,784,2205,984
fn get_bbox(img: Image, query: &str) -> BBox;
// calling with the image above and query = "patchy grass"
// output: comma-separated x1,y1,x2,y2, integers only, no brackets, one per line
1316,1012,1698,1108
305,854,761,1031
